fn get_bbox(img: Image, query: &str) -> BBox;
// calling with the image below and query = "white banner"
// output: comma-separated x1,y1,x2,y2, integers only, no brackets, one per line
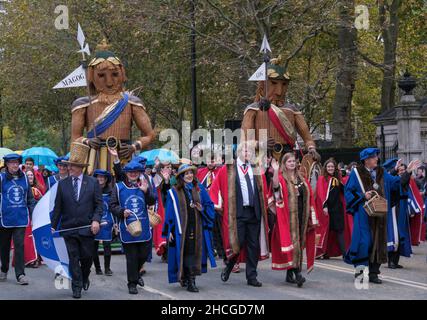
53,65,87,89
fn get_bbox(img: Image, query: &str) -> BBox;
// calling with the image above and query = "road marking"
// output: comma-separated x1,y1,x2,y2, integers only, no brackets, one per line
142,285,177,300
313,261,427,291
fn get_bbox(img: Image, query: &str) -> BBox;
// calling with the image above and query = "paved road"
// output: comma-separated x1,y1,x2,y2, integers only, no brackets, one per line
0,243,426,300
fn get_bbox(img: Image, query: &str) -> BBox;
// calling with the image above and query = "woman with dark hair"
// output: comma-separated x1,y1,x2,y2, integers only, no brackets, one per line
270,152,318,288
92,170,115,276
315,158,353,259
163,164,216,293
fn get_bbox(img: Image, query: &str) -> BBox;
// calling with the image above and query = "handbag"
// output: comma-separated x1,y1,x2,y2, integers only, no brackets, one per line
363,191,388,217
354,168,388,218
148,207,162,227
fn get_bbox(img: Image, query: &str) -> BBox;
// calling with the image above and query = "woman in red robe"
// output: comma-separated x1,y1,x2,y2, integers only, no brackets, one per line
315,158,353,259
270,153,319,288
407,178,425,246
12,170,42,268
152,161,173,261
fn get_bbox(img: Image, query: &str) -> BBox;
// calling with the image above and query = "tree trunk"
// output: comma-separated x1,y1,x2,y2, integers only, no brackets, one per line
379,0,401,112
331,0,357,147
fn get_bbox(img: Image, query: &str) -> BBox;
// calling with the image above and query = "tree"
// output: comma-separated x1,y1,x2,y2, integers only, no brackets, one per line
331,0,357,147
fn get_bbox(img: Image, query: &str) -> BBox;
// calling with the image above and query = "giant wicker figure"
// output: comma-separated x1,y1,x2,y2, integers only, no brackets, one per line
71,40,155,174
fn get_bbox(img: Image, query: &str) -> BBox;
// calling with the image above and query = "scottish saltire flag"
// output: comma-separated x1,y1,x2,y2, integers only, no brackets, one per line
32,184,70,279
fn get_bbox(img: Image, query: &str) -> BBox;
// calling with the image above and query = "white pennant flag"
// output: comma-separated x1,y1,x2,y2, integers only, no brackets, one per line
249,62,266,81
53,65,87,89
77,23,85,50
260,34,271,53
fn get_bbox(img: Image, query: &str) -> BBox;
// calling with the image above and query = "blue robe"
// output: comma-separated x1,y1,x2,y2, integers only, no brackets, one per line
162,183,216,283
390,185,412,257
344,168,401,266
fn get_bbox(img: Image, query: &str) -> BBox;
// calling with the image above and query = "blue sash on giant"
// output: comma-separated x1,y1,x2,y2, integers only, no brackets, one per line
117,182,151,243
87,93,129,138
0,173,30,228
96,193,114,241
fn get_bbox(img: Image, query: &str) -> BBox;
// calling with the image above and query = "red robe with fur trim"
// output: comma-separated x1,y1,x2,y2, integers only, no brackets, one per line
270,174,318,272
315,175,353,257
408,179,426,246
209,163,270,261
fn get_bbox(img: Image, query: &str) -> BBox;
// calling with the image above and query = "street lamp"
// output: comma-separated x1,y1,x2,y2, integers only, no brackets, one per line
190,0,198,133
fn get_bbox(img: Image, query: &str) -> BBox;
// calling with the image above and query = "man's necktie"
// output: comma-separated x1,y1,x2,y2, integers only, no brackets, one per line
73,177,79,201
242,163,254,207
206,172,212,188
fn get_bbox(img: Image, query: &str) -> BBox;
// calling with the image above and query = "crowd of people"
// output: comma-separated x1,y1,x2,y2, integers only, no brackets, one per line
1,40,426,299
0,143,425,298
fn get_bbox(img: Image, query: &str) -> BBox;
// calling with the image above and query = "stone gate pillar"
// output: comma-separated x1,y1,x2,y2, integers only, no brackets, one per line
396,72,422,163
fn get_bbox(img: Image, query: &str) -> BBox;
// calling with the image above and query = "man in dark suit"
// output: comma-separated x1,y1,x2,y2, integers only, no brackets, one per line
51,143,103,299
210,141,269,287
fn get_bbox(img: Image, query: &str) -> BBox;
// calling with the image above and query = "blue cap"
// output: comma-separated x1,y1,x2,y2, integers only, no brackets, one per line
137,157,147,169
93,169,112,183
54,156,69,166
359,148,380,161
3,153,22,164
382,157,398,171
93,169,111,177
176,163,197,177
123,160,144,173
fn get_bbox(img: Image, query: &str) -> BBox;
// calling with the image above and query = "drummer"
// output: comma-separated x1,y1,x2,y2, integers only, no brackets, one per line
109,160,155,295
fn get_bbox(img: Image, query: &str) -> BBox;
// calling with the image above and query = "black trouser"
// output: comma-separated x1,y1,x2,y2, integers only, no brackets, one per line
336,231,346,256
388,251,400,266
122,241,151,286
0,227,26,280
226,208,261,281
212,214,225,259
368,261,381,279
63,235,94,290
93,240,112,270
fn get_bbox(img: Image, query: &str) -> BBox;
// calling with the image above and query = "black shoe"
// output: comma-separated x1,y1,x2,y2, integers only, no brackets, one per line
369,277,382,284
388,262,396,269
138,276,144,287
72,288,82,299
83,279,90,291
295,271,306,288
286,270,296,284
104,269,113,276
187,278,199,293
247,279,262,287
95,268,103,275
221,263,233,282
395,264,403,269
128,285,138,295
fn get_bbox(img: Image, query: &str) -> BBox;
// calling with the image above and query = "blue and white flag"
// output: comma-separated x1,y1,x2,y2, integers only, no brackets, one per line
32,184,70,279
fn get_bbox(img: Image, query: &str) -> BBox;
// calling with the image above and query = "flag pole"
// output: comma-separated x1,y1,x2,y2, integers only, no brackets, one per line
261,34,271,140
53,221,107,234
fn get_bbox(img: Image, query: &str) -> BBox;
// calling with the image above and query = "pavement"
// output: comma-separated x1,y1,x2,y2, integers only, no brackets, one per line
0,242,426,300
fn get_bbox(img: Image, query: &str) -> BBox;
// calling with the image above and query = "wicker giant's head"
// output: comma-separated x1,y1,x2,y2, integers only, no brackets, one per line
87,39,127,96
255,55,291,107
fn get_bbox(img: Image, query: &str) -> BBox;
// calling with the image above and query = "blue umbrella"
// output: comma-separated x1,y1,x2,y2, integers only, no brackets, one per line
138,149,179,165
22,147,58,167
